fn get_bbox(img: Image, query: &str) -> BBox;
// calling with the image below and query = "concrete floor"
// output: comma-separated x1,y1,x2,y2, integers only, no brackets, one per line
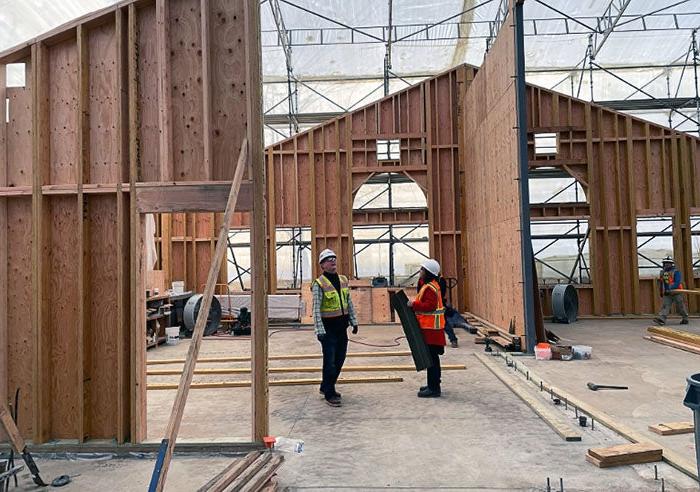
9,322,700,490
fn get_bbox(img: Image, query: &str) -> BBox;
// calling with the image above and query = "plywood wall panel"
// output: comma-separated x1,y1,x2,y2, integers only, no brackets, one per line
48,39,79,185
170,0,204,181
47,196,80,438
88,23,120,184
210,0,247,181
6,86,33,187
87,195,119,438
6,198,33,437
137,4,160,182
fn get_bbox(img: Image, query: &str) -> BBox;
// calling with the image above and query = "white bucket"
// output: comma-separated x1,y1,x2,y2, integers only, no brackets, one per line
165,326,180,345
172,281,185,294
572,345,592,360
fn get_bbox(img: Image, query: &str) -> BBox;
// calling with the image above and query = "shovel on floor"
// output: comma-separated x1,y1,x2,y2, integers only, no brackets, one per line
587,382,628,391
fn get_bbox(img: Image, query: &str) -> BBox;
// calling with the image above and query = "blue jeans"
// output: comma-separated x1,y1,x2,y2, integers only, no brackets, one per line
319,326,348,398
444,322,457,343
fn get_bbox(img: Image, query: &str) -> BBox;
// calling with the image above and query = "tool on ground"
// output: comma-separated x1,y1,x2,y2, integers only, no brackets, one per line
587,382,628,391
0,404,48,486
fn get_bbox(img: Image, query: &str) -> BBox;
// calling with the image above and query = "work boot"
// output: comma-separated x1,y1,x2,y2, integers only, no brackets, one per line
319,390,341,398
450,340,459,348
653,317,665,326
417,387,441,398
324,395,342,407
681,319,689,325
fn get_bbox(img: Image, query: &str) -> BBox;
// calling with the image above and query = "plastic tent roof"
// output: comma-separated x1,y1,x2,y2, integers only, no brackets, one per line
2,0,699,141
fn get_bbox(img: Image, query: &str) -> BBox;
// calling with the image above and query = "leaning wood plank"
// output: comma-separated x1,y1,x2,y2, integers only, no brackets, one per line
238,455,284,492
648,422,694,436
148,376,404,391
147,364,466,376
474,354,581,442
152,138,248,492
197,451,260,492
644,335,700,356
647,326,700,347
0,405,26,452
146,351,412,365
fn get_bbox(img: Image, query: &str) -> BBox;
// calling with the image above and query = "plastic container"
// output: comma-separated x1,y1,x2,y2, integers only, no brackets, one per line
172,280,185,294
165,326,180,346
682,372,700,479
572,345,592,360
534,343,552,361
274,436,304,454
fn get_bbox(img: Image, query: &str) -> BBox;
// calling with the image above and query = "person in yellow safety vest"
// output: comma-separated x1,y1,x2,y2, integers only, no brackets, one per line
312,248,359,407
408,258,446,398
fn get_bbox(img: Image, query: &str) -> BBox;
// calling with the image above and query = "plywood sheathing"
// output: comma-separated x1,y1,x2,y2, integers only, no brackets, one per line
0,0,258,443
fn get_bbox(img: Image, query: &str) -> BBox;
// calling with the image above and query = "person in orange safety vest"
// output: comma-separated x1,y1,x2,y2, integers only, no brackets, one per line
408,258,446,398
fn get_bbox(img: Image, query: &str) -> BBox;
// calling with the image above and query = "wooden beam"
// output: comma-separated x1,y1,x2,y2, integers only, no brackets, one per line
147,364,466,375
127,2,145,444
135,181,253,213
148,375,405,391
197,451,261,492
31,41,50,444
152,138,247,491
77,24,90,443
0,62,7,410
200,0,212,179
245,0,268,444
146,350,412,365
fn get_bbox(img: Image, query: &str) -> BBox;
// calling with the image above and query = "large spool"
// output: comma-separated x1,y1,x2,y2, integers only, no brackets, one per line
183,294,222,337
551,284,578,324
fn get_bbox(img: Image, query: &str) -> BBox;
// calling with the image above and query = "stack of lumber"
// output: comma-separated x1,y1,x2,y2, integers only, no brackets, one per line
466,313,519,350
198,451,283,492
645,326,700,355
648,422,694,436
585,443,662,468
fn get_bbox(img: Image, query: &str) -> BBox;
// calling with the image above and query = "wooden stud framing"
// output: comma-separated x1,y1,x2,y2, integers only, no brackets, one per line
0,62,7,412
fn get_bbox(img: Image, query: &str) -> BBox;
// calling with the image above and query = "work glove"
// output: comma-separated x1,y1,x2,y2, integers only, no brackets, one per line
317,333,326,342
351,325,358,335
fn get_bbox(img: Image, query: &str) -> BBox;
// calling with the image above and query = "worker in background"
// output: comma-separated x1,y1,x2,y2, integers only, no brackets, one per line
409,259,446,398
312,249,359,407
654,256,689,325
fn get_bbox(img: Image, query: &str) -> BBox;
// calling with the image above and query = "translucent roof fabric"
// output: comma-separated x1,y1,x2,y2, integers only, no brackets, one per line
2,0,699,139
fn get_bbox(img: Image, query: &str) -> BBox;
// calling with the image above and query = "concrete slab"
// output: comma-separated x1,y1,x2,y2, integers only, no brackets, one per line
6,323,696,490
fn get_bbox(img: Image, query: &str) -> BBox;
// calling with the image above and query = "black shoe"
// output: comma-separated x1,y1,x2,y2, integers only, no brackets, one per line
325,396,342,407
420,385,428,391
417,388,441,398
681,319,689,325
450,340,459,348
653,317,665,325
319,390,341,398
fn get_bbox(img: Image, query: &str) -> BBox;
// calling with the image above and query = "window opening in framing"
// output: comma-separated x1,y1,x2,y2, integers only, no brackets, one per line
275,227,312,289
529,176,585,204
6,63,26,88
636,216,674,278
534,133,558,156
531,220,590,284
376,138,400,161
352,173,426,210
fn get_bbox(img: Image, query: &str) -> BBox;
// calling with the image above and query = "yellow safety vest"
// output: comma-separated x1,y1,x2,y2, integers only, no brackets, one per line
414,280,446,330
315,274,350,318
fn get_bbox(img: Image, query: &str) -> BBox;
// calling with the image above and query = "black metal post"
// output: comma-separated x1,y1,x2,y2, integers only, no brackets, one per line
514,0,537,353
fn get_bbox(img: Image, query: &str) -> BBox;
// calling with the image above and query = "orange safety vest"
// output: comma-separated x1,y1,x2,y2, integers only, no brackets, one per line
414,280,446,330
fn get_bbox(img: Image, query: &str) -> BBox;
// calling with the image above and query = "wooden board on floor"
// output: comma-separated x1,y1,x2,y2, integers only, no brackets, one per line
147,364,466,376
648,422,694,436
647,326,700,347
644,335,700,356
587,443,662,467
148,376,404,390
146,350,412,365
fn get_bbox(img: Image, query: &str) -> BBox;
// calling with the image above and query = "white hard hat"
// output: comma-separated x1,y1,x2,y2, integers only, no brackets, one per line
662,256,675,265
319,248,337,264
421,259,440,276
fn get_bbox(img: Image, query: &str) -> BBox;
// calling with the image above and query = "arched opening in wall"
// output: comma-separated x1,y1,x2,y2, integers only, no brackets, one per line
352,173,429,287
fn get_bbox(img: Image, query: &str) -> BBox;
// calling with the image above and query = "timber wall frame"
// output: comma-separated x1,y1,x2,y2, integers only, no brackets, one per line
0,0,267,444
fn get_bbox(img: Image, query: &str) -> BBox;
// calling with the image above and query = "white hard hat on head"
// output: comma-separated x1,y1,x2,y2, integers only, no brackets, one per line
319,248,337,264
421,259,440,276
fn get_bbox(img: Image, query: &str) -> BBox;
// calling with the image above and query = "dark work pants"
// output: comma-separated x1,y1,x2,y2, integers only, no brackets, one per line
319,323,349,398
426,344,443,391
444,322,457,343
